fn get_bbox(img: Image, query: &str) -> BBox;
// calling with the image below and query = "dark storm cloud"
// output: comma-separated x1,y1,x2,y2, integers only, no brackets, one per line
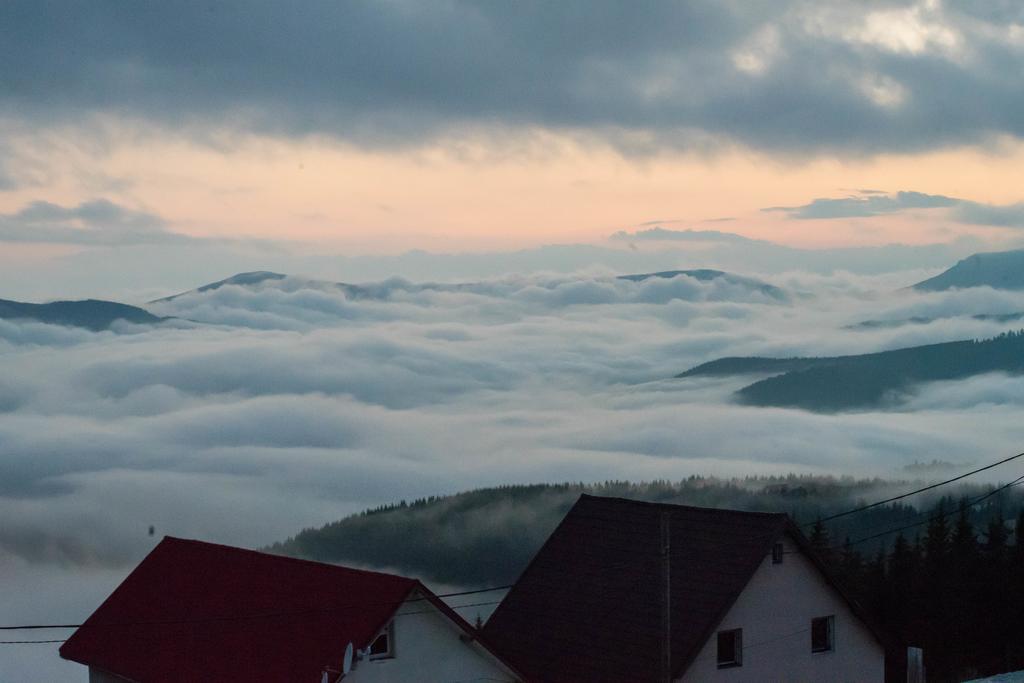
767,190,1024,227
1,1,1023,154
0,198,189,245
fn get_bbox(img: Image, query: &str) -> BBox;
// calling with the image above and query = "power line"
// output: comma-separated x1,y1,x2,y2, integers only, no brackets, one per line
0,586,511,632
6,449,1024,636
811,450,1024,526
0,601,506,646
570,465,1024,560
568,449,1024,552
0,532,677,634
838,475,1024,550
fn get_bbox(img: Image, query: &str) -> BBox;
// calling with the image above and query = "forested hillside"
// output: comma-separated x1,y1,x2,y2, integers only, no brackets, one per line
270,476,1024,587
272,477,1024,681
679,331,1024,411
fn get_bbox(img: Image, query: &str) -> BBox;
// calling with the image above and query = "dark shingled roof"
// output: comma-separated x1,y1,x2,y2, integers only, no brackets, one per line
60,537,521,682
484,494,841,682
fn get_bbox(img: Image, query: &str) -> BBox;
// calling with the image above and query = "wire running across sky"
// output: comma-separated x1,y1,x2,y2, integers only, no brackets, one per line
3,447,1023,641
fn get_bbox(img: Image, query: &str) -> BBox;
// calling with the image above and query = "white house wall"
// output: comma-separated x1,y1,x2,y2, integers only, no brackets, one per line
681,535,885,683
343,592,517,683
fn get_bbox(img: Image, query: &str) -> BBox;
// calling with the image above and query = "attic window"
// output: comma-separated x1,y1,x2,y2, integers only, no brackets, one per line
369,621,394,660
716,628,743,668
811,615,834,653
772,542,784,564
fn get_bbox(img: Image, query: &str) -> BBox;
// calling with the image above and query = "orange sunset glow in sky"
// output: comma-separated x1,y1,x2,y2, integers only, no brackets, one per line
1,1,1023,293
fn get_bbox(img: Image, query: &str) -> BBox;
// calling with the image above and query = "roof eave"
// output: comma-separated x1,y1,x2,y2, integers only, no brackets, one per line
411,582,531,682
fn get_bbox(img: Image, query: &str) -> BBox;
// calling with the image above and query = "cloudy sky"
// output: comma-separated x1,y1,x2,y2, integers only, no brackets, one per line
4,2,1024,679
3,0,1024,300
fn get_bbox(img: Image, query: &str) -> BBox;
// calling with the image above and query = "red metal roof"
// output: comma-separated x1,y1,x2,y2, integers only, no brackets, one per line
60,537,418,682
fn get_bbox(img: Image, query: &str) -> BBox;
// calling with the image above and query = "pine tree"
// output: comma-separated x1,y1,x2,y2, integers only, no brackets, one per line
839,536,864,589
948,498,980,679
984,510,1009,565
1011,508,1024,671
809,517,832,562
924,498,951,568
979,510,1011,674
865,544,888,622
887,533,917,638
921,499,953,677
1013,507,1024,566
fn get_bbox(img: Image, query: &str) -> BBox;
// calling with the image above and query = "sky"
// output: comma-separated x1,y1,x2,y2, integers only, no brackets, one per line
4,2,1024,679
3,0,1024,301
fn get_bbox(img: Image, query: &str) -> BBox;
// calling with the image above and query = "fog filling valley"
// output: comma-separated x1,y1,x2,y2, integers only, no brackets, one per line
5,266,1024,678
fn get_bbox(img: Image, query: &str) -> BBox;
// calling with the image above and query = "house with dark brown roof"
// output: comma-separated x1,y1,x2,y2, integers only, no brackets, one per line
484,494,888,682
60,537,523,683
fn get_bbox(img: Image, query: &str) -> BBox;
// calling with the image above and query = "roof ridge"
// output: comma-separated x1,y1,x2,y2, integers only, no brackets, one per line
160,536,418,584
577,493,789,517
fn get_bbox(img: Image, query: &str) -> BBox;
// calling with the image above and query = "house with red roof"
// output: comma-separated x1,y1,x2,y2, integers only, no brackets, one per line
484,495,891,682
60,537,523,683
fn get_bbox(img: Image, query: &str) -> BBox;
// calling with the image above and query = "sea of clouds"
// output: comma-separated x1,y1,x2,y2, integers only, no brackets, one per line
5,267,1024,678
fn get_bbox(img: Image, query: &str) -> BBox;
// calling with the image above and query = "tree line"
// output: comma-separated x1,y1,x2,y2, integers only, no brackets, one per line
270,475,1024,679
811,495,1024,682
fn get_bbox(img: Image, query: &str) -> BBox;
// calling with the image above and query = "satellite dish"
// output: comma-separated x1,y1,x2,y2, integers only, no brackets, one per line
343,642,354,675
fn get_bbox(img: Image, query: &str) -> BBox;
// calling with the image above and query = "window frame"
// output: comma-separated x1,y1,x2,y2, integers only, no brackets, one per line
811,615,835,654
716,627,743,669
368,620,395,660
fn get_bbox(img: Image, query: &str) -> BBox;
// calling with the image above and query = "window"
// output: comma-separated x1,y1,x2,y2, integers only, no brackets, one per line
369,621,394,660
772,542,784,564
716,628,743,668
811,615,834,653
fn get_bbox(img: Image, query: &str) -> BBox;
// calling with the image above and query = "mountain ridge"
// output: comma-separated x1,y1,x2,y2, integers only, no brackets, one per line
912,248,1024,291
679,331,1024,411
617,268,786,299
153,268,786,303
0,298,165,331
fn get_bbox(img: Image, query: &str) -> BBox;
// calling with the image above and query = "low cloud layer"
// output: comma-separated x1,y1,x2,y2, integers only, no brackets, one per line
767,189,1024,227
5,269,1024,678
4,270,1024,564
610,227,758,243
2,1,1023,155
0,225,989,303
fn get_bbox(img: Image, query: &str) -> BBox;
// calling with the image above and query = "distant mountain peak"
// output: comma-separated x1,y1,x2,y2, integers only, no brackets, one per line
912,248,1024,291
196,271,287,292
152,271,288,302
0,298,164,331
618,269,786,299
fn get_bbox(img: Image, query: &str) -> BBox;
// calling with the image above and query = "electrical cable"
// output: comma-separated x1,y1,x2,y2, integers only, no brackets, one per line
6,448,1024,636
810,450,1024,525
